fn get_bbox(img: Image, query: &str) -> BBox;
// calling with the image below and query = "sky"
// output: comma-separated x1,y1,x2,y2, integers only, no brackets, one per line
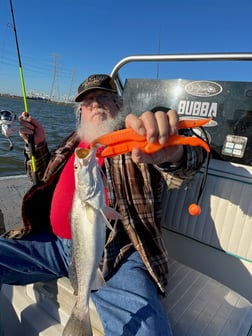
0,0,252,101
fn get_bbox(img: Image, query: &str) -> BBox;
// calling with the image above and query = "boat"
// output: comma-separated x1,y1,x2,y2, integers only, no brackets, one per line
0,53,251,336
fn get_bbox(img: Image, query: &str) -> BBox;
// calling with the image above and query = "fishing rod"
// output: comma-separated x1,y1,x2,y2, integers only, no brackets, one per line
9,0,38,185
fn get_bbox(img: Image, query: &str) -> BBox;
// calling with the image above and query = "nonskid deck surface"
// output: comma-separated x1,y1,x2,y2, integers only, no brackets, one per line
0,258,251,336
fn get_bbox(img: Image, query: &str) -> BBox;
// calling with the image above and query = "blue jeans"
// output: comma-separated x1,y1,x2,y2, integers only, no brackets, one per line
0,231,172,336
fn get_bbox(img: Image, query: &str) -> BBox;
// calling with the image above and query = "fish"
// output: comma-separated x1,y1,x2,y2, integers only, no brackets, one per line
63,146,121,336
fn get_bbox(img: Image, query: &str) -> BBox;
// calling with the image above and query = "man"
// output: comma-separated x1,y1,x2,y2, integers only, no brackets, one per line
0,74,205,335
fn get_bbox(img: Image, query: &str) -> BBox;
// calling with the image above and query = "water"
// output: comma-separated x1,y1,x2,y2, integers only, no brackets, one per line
0,96,76,177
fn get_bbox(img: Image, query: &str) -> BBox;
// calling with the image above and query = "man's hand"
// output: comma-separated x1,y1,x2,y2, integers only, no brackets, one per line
125,109,184,164
19,112,46,145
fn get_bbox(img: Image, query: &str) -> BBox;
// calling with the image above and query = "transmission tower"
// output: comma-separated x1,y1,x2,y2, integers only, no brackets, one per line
67,68,76,102
49,54,60,101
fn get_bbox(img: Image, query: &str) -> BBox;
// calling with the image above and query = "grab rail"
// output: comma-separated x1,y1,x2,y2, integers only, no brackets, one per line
110,52,252,92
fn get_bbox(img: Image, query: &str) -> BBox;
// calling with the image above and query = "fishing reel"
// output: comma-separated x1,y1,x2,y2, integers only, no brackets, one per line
0,110,16,150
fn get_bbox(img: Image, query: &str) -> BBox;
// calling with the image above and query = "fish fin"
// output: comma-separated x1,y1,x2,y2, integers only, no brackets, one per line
91,268,106,290
99,206,121,233
86,203,95,223
102,206,122,221
63,307,92,336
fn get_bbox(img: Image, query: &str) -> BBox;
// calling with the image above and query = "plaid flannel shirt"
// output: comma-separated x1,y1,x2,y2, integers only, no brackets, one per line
5,131,205,293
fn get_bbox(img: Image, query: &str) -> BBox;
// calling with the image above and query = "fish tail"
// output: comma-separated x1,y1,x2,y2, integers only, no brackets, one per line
63,309,93,336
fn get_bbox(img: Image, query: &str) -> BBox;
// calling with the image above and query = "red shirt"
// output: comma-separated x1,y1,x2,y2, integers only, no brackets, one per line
50,142,104,238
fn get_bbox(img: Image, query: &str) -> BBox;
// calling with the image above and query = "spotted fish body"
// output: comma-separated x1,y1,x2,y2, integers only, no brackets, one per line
63,147,120,336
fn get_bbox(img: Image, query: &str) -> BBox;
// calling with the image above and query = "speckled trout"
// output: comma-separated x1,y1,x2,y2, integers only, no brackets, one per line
63,147,121,336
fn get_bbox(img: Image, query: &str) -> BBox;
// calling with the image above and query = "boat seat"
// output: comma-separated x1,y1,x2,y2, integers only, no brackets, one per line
162,159,252,265
165,259,252,336
161,158,252,302
1,257,251,336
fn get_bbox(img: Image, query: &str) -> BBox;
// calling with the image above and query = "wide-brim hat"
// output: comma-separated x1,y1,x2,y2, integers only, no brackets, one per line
75,74,118,102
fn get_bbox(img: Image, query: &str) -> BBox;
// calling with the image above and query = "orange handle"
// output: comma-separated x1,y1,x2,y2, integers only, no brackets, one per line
144,135,210,154
92,118,211,158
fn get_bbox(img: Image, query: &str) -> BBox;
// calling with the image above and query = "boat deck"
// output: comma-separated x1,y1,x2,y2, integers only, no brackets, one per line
0,172,251,335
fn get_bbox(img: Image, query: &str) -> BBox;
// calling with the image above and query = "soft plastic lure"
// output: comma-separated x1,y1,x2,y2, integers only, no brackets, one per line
92,118,211,158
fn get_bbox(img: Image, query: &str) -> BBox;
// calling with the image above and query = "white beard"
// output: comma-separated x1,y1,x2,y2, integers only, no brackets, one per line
77,112,124,143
